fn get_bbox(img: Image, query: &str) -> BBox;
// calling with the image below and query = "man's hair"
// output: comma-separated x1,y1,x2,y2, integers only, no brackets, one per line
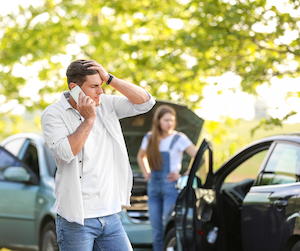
66,59,98,89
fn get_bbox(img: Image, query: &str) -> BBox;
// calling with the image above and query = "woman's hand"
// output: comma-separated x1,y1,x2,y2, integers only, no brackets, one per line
137,148,152,181
144,172,151,181
167,172,181,183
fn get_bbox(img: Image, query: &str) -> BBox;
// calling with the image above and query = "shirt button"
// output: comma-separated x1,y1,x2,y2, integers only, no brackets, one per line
80,176,81,179
79,160,82,163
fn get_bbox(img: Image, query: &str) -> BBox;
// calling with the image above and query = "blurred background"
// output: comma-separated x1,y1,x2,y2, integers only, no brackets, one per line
1,0,300,250
1,0,300,176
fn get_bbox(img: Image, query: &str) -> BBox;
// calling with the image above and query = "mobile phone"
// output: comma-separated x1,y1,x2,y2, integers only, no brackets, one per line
70,85,86,104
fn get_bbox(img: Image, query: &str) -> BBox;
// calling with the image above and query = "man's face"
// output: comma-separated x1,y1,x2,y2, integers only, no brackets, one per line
80,74,104,106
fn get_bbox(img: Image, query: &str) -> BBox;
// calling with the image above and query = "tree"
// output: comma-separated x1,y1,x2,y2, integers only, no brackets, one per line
0,0,299,133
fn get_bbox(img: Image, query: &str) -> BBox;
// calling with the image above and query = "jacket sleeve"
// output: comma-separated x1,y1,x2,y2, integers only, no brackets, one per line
107,91,156,120
41,108,75,163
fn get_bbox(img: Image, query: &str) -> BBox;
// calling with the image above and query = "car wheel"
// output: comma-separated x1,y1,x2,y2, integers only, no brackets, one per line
163,227,176,251
291,241,300,251
40,221,59,251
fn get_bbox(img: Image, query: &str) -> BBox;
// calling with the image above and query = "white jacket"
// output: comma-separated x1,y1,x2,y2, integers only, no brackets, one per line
41,91,155,225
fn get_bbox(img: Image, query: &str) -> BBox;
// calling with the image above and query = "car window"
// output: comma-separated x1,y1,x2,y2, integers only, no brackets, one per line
195,148,210,186
44,144,57,177
259,143,300,186
22,143,40,178
0,147,23,181
225,150,268,183
2,138,26,157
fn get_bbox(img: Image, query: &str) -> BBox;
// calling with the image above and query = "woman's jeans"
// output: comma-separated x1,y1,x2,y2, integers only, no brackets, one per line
55,213,132,251
148,176,179,251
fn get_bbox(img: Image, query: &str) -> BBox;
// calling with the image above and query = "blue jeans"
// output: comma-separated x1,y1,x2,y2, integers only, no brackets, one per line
148,177,179,251
55,213,132,251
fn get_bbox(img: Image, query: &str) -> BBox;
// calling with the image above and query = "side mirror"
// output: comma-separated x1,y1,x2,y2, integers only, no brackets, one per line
3,166,30,182
177,175,189,190
177,175,202,190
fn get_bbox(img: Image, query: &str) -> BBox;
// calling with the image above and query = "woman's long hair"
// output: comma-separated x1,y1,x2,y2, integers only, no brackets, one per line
146,105,177,171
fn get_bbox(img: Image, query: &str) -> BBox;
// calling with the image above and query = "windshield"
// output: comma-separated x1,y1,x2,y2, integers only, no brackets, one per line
43,144,57,178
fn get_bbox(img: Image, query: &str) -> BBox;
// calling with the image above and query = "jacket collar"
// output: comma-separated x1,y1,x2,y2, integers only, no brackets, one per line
60,91,73,111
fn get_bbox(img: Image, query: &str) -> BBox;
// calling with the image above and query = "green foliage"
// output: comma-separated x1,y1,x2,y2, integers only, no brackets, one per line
202,118,300,169
1,0,300,142
0,113,23,139
1,0,300,109
201,117,247,168
251,110,297,137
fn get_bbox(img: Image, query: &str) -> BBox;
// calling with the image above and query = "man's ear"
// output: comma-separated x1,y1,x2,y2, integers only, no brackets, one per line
69,82,77,90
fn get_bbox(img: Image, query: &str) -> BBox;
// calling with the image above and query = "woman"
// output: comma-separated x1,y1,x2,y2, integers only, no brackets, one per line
137,105,197,251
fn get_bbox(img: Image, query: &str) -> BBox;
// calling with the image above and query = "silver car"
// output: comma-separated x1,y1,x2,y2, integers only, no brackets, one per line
0,132,152,250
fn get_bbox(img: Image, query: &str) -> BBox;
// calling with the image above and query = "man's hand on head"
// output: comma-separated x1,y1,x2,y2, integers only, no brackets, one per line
83,60,109,83
81,59,151,105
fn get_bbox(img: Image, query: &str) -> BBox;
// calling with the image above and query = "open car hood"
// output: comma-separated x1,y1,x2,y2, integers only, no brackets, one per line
120,100,204,176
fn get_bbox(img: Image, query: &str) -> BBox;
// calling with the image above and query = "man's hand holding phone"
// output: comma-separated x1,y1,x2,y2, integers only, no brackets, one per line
77,92,96,121
70,85,96,121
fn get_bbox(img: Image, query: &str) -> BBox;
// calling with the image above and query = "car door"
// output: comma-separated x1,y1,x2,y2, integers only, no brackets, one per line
242,142,300,251
175,139,215,251
0,143,39,248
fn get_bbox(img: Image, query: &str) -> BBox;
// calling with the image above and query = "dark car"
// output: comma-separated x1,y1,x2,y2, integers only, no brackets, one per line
164,133,300,251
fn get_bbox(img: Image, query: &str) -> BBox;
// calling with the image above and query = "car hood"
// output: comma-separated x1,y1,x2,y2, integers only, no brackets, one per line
120,100,204,176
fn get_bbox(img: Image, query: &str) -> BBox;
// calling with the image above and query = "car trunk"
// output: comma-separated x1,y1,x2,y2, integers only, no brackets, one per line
120,100,204,220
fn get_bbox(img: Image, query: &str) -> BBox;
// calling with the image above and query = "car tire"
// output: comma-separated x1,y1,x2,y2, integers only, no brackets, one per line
163,227,176,251
291,241,300,251
40,221,59,251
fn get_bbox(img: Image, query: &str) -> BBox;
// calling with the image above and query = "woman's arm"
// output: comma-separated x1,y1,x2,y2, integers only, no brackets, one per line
137,147,151,180
182,144,198,175
167,143,198,182
185,144,198,158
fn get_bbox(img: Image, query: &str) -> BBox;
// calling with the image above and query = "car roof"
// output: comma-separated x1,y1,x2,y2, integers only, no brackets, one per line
0,132,44,147
249,132,300,145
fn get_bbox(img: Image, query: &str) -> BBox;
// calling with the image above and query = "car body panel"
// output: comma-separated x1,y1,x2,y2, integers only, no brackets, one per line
175,139,214,251
119,209,152,245
242,184,300,251
0,146,38,246
0,180,39,246
175,133,300,251
0,133,154,250
241,140,300,251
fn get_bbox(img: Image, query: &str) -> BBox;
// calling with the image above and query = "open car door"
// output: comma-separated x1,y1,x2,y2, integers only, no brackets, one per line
175,139,217,251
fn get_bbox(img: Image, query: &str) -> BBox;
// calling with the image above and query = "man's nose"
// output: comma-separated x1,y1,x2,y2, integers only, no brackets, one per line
97,86,104,94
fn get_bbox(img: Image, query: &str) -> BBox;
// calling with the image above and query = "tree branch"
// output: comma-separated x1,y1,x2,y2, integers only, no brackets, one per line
253,39,300,56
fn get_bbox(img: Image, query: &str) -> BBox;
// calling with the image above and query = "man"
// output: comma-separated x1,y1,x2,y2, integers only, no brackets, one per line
41,59,155,251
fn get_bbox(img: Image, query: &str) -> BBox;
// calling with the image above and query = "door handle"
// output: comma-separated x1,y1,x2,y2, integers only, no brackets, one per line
274,200,288,207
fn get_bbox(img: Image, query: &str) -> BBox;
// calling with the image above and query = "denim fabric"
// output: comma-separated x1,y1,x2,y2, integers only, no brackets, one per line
148,151,179,251
55,213,132,251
